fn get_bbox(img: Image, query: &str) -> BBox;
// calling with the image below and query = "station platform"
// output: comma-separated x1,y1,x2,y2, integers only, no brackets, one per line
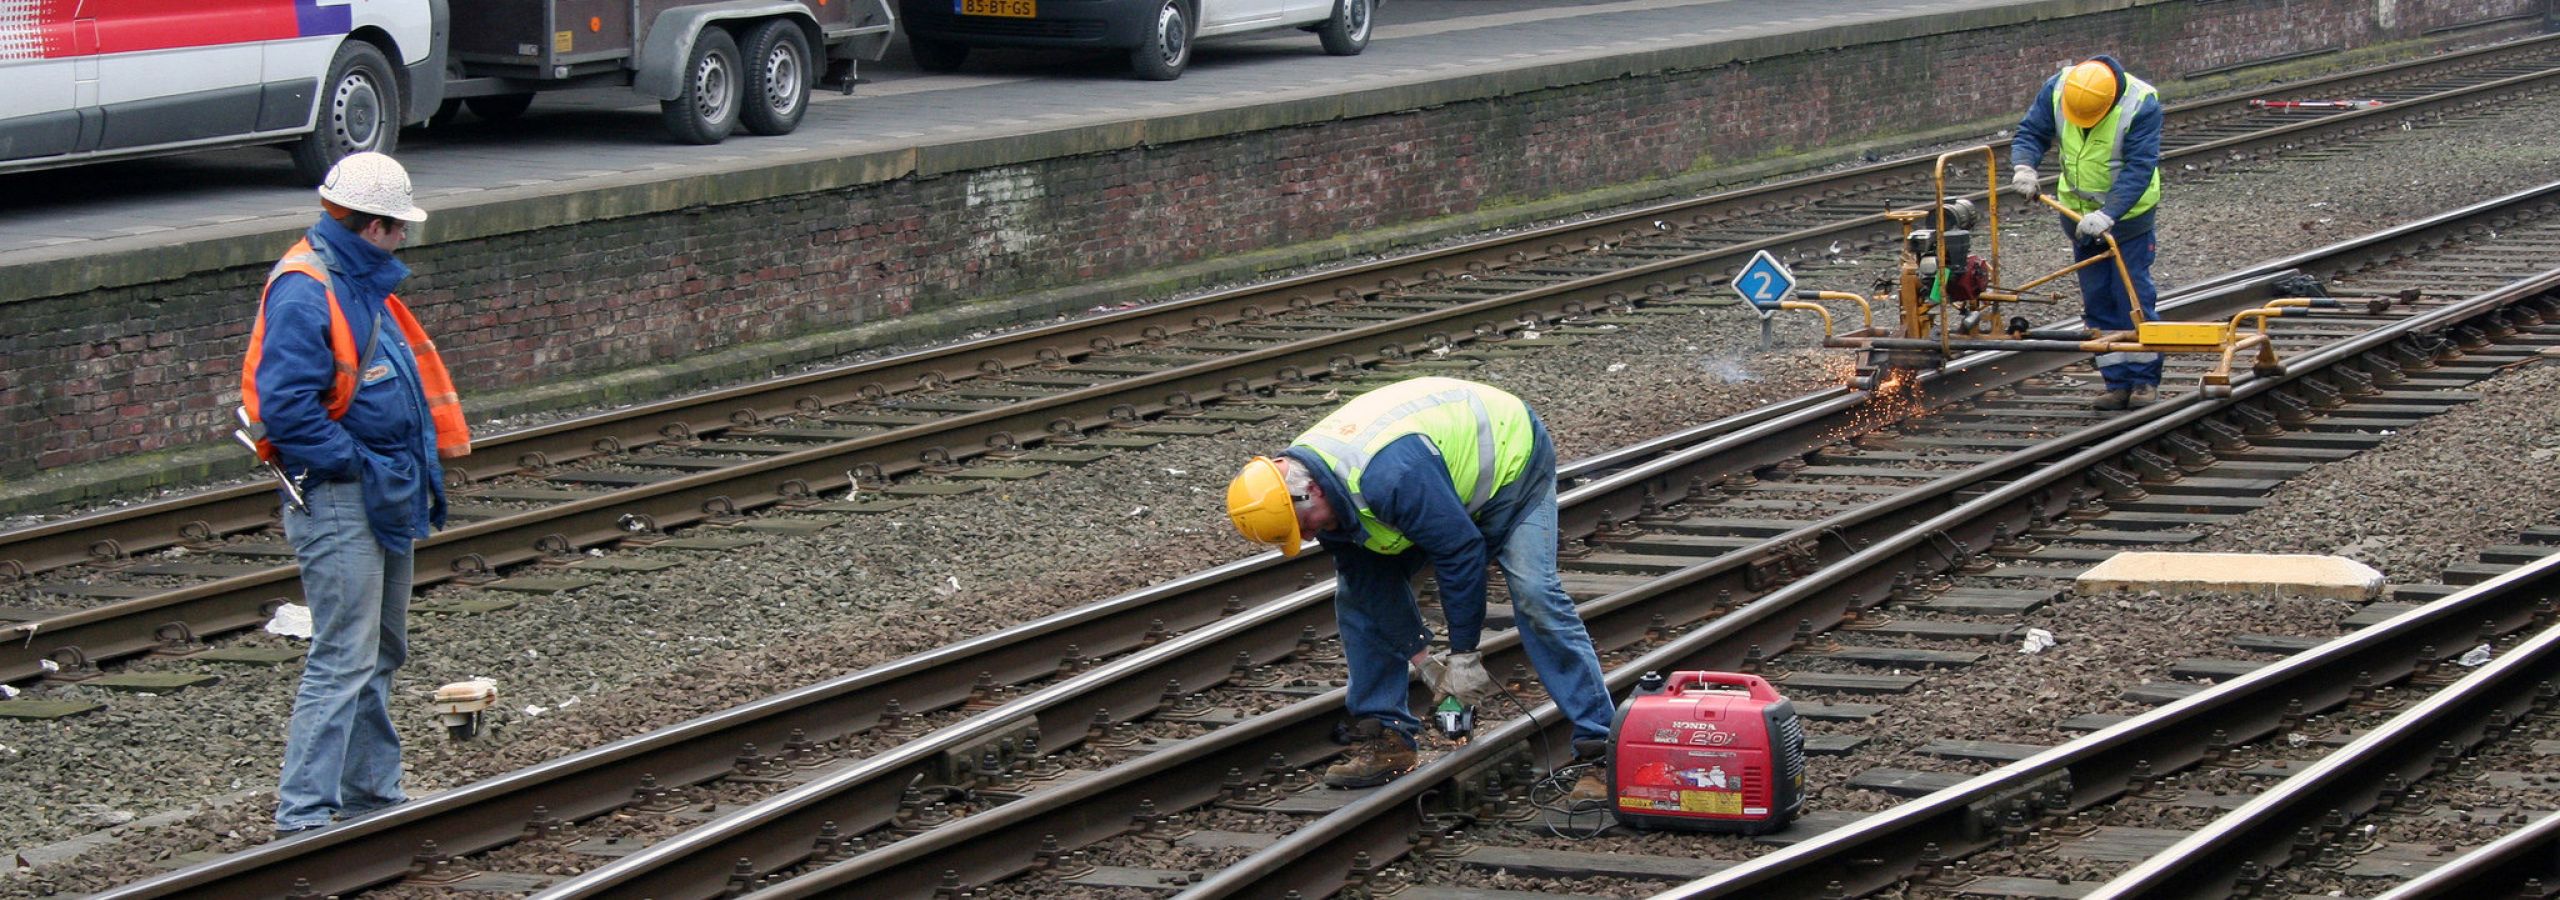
0,0,2543,511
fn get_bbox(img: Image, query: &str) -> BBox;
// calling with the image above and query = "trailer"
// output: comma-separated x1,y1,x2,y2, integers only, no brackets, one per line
441,0,896,144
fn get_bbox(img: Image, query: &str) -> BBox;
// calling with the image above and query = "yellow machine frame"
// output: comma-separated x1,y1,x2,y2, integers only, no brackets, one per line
1768,146,2338,397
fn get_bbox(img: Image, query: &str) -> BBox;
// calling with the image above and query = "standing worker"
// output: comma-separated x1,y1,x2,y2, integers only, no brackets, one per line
242,152,472,837
2010,55,2166,409
1224,377,1613,803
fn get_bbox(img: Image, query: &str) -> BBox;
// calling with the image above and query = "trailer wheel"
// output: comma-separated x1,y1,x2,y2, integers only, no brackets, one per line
290,41,401,185
739,20,810,135
467,93,536,122
660,28,742,144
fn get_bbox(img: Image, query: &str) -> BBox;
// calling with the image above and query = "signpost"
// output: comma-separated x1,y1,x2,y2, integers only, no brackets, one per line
1732,249,1798,348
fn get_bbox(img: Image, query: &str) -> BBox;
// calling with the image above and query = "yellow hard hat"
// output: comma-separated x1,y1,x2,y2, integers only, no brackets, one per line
1226,456,1303,556
2060,60,2119,129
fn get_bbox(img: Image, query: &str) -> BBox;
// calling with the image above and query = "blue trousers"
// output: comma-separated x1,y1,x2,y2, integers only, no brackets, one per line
2072,225,2162,389
1330,444,1616,744
276,478,412,829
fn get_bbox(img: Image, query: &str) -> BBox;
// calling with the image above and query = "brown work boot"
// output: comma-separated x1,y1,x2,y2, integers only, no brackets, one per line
2124,385,2158,408
1564,738,1613,808
1323,720,1417,788
2089,387,2131,411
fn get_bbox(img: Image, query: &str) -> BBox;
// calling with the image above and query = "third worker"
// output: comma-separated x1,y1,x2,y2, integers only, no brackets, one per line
2010,54,2165,410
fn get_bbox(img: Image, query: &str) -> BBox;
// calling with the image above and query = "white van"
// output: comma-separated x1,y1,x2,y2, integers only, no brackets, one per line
896,0,1371,80
0,0,437,183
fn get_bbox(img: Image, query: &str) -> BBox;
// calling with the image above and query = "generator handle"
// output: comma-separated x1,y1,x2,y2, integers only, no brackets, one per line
1662,671,1781,701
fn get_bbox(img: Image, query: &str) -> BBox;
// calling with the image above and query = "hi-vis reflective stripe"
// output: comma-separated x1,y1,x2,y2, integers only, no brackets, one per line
2093,351,2164,368
1295,386,1500,514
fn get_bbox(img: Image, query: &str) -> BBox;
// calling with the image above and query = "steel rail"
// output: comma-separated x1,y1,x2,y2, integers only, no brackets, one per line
1189,262,2560,900
9,50,2559,689
2368,808,2560,897
636,272,2381,899
94,341,1926,899
7,35,2551,581
105,174,2560,900
2087,580,2560,898
1620,269,2560,900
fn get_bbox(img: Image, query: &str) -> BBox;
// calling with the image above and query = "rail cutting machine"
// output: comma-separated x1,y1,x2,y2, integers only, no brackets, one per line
1754,146,2345,396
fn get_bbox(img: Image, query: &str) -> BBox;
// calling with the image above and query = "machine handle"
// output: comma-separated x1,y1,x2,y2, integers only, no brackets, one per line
1661,670,1781,701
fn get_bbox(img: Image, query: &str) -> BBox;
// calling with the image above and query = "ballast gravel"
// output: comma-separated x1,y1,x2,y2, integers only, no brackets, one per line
10,74,2560,897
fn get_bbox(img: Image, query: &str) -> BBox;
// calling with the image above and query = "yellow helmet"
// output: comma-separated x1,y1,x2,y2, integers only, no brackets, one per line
1226,456,1303,556
2060,60,2120,129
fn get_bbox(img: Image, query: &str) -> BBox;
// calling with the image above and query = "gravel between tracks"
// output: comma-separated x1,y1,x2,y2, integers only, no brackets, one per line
10,87,2560,897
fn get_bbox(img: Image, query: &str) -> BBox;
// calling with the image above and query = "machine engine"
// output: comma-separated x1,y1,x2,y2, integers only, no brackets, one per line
1608,670,1806,834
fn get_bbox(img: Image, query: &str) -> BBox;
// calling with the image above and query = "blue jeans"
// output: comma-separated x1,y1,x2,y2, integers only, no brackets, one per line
276,478,412,829
2071,224,2162,389
1331,439,1616,744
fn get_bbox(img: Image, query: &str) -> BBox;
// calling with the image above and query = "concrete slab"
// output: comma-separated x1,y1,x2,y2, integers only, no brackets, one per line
2074,552,2385,601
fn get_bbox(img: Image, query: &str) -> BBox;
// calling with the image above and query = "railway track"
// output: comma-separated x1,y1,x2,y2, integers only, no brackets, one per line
728,190,2560,900
92,169,2560,895
10,35,2560,691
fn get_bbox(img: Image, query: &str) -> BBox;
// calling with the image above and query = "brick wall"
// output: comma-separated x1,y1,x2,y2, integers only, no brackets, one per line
0,0,2546,477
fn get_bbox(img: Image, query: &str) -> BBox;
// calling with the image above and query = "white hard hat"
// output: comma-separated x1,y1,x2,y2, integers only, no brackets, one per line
317,152,428,223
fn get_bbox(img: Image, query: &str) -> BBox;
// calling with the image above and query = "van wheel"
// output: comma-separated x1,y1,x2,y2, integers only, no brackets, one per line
290,41,401,185
660,28,742,144
1129,0,1190,80
1317,0,1370,55
740,20,810,135
467,93,536,122
910,34,969,72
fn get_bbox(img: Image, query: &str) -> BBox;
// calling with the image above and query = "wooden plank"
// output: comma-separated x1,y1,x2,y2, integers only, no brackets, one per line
546,471,674,487
464,487,596,502
0,699,103,719
2342,602,2422,628
1177,831,1279,851
123,561,270,578
570,557,682,573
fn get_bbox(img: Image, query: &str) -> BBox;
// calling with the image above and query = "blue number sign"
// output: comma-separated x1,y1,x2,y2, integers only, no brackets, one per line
1731,250,1797,311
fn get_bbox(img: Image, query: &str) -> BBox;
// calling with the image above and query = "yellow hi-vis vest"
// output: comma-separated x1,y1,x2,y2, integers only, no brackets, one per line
1290,377,1535,556
2054,71,2162,220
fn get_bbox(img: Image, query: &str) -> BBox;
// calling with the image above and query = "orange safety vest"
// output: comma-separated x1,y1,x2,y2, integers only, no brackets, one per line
239,238,472,463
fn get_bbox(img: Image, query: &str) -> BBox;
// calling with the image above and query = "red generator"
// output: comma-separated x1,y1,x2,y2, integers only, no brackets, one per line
1609,670,1807,834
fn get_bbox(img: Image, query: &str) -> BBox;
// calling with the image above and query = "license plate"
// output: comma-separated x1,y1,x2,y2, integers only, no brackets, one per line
957,0,1034,16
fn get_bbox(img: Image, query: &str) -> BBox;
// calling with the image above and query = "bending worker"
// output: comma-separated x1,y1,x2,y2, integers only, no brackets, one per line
2010,55,2165,410
242,152,471,836
1225,376,1612,802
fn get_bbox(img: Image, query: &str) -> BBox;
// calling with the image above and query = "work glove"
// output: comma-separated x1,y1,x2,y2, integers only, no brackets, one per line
2076,210,2115,240
1417,651,1499,705
2009,165,2039,200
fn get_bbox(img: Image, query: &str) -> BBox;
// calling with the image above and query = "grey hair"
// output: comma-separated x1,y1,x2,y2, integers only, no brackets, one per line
1279,457,1320,515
